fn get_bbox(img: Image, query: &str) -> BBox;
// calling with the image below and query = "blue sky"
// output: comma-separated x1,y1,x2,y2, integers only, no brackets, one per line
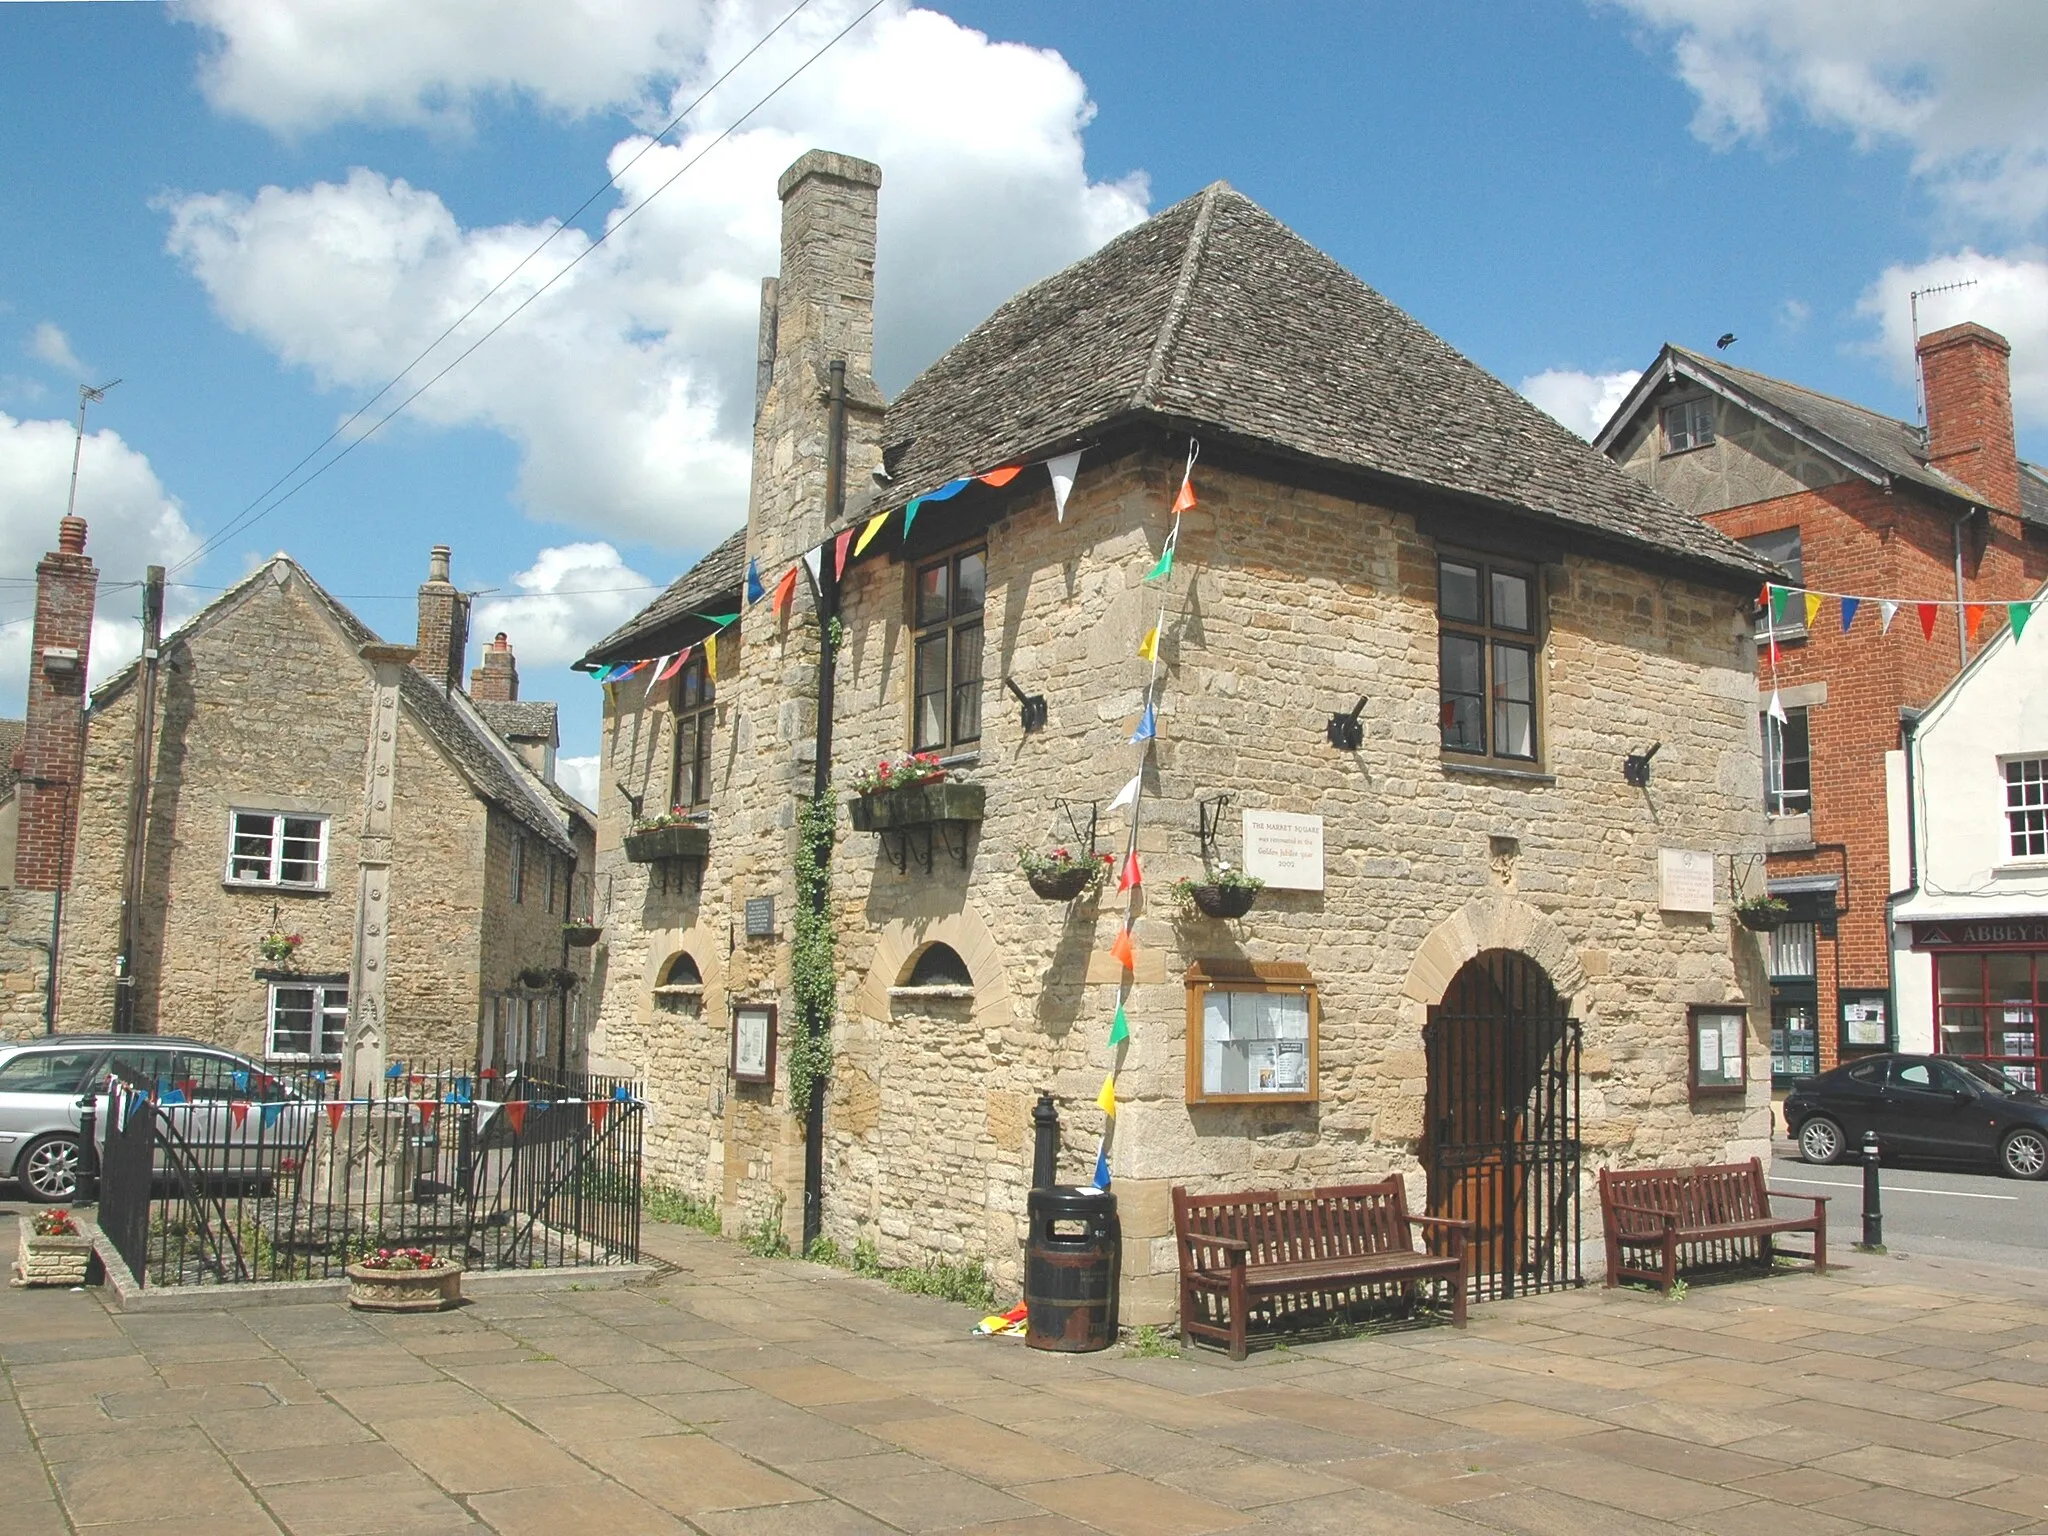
5,1,2046,805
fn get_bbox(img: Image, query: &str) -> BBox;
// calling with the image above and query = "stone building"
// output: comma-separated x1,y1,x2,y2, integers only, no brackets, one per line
580,150,1779,1321
1,523,596,1085
1598,335,2048,1093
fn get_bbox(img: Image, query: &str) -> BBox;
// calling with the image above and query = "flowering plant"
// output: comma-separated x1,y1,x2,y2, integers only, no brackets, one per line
1018,846,1112,886
1169,864,1266,920
632,805,709,832
258,932,303,967
357,1247,442,1271
852,753,953,796
31,1209,81,1238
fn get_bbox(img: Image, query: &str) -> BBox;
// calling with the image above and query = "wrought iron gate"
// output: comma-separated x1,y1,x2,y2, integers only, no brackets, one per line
1424,950,1582,1300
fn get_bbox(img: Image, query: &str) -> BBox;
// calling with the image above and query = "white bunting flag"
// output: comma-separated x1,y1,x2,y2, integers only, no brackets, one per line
1047,450,1082,522
1880,599,1899,635
1107,772,1142,813
1766,688,1788,724
801,545,823,588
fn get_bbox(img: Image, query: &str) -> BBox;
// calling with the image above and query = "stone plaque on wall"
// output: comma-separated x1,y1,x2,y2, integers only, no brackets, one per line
744,896,775,939
1242,810,1324,891
1658,848,1715,913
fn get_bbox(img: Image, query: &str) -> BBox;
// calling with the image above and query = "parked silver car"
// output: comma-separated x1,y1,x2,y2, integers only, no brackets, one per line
0,1035,307,1202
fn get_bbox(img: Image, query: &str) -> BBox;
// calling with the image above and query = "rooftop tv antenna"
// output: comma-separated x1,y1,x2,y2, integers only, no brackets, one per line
65,378,122,518
1909,281,1975,425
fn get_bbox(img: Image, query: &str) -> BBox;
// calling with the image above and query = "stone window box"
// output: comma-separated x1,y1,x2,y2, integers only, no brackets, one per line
625,824,711,863
654,984,703,1013
848,783,985,873
888,984,976,1005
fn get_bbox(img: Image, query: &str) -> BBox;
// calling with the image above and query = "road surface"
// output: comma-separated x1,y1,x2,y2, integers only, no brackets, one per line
1771,1147,2047,1269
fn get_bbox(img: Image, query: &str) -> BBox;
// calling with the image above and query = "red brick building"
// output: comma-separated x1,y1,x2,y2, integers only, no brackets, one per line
1598,325,2048,1089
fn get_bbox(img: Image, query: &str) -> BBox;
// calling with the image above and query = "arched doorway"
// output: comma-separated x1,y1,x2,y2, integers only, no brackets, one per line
1424,949,1582,1299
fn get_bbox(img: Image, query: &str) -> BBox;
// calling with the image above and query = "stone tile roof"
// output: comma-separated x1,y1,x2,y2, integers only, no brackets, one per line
880,183,1775,585
580,528,747,667
2024,462,2048,531
476,700,558,745
1661,346,1984,505
93,559,575,854
0,716,22,802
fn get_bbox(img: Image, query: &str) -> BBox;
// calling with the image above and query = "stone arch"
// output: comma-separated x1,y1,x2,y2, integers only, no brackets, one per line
1400,894,1587,1031
855,903,1014,1030
899,942,973,988
658,951,704,988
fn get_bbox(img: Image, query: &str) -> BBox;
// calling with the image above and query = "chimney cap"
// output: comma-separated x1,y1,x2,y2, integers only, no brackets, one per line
1917,320,2011,358
490,632,511,652
427,544,453,584
58,516,87,555
777,149,882,201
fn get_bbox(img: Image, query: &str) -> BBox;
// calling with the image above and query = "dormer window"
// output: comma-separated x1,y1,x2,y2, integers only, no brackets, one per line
1662,397,1715,454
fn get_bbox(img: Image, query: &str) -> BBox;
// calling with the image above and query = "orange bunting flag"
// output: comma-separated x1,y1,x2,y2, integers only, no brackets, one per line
1118,850,1141,892
1917,602,1939,641
588,1100,610,1132
503,1100,529,1136
772,565,799,617
324,1101,346,1132
1172,471,1197,515
1803,592,1823,629
977,465,1022,487
1965,602,1988,645
229,1101,250,1130
1109,925,1137,971
415,1100,437,1126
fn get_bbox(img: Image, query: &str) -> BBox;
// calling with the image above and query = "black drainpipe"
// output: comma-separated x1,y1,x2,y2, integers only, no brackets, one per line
802,359,847,1251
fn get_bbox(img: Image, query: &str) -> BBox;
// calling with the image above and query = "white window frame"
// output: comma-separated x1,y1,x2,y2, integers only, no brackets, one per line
2005,756,2048,861
267,981,347,1061
226,810,330,890
1662,396,1715,453
1763,707,1812,818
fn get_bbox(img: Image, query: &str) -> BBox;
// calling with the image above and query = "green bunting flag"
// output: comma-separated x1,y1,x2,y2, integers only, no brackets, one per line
1768,585,1795,625
1108,1000,1129,1047
1144,536,1175,583
2013,602,2033,642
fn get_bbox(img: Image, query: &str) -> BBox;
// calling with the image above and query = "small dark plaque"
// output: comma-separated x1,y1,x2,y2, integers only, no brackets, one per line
744,896,775,939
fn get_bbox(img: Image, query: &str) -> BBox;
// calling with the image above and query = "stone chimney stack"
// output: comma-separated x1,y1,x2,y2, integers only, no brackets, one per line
747,150,887,573
1918,322,2020,515
413,544,470,692
470,631,520,703
15,515,97,890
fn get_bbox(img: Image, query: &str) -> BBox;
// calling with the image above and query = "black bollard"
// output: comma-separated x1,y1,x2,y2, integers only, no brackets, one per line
1032,1093,1061,1191
74,1092,100,1204
1859,1130,1884,1251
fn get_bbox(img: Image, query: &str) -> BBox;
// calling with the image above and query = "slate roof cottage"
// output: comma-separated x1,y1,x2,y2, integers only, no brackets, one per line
585,151,1777,1322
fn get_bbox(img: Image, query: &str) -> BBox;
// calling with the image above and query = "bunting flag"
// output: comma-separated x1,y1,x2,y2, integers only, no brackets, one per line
700,611,738,626
1108,999,1129,1047
1117,850,1142,892
504,1100,530,1135
1144,530,1177,583
1093,1138,1111,1191
978,465,1022,487
589,1100,611,1131
854,509,890,557
229,1101,250,1130
903,500,919,538
1095,1073,1116,1117
647,653,675,683
1047,450,1082,521
704,634,718,681
834,527,855,580
386,1061,405,1079
159,1087,187,1106
415,1100,437,1127
655,649,688,682
324,1102,346,1132
746,558,765,603
1129,700,1156,744
1803,591,1824,629
1137,625,1158,662
1109,924,1136,971
1766,688,1788,725
1770,586,1795,625
1965,602,1988,645
1172,465,1198,515
801,546,823,588
1107,772,1141,813
1918,602,1939,641
232,1070,249,1091
772,565,799,617
2014,603,2034,642
261,1103,283,1129
1839,597,1859,633
1881,599,1899,634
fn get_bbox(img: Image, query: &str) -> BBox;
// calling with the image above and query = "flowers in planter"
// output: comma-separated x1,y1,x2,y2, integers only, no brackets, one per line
1734,895,1791,932
31,1209,81,1238
852,753,954,795
1169,865,1266,920
1018,845,1112,900
562,920,603,946
258,931,303,967
356,1247,442,1271
632,805,710,833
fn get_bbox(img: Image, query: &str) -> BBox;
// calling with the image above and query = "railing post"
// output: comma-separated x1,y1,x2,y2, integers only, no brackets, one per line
74,1092,100,1203
1858,1131,1884,1251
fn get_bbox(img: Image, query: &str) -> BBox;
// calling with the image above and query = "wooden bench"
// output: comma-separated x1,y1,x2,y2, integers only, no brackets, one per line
1172,1179,1469,1359
1600,1157,1827,1294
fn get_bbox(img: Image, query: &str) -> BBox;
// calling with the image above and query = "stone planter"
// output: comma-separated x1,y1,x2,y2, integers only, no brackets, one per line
1188,883,1259,919
14,1222,93,1288
1027,865,1100,902
848,782,985,832
562,923,603,948
624,824,711,863
345,1261,464,1312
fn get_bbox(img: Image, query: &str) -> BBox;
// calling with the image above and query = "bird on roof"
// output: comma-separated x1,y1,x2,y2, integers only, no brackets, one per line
1716,333,1737,350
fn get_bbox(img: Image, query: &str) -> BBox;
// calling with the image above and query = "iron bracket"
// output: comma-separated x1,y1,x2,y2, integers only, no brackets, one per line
1197,793,1234,865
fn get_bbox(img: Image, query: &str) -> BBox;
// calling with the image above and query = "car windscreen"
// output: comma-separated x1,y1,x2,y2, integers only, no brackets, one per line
1960,1061,2024,1095
0,1049,106,1094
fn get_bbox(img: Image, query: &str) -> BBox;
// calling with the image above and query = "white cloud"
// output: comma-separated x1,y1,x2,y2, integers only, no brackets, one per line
28,323,86,378
162,2,1147,552
555,753,599,810
1614,1,2048,229
1518,368,1643,440
0,412,203,714
1856,249,2048,427
472,542,660,668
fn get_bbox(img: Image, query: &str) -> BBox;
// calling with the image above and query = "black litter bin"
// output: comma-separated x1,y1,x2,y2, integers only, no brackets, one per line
1025,1185,1120,1352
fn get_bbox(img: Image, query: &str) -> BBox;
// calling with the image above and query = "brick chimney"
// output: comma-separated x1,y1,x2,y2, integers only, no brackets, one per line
748,150,887,573
1918,322,2020,515
413,544,470,692
470,631,519,703
14,516,96,890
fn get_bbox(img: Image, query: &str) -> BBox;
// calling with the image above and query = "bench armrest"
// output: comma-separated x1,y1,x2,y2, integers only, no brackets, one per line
1764,1190,1830,1208
1193,1234,1249,1253
1408,1215,1472,1234
1182,1234,1249,1271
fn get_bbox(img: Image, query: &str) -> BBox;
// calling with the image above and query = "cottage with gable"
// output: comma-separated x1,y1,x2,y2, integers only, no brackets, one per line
583,150,1778,1320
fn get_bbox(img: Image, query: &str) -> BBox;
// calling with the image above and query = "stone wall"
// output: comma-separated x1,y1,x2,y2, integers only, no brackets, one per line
0,889,53,1042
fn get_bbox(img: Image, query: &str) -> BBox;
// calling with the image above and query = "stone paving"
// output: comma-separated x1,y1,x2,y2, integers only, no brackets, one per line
8,1219,2048,1536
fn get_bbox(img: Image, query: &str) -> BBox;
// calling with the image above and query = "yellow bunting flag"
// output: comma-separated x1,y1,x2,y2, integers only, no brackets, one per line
1803,591,1824,629
704,633,718,681
853,510,889,557
1095,1074,1116,1116
1137,625,1158,661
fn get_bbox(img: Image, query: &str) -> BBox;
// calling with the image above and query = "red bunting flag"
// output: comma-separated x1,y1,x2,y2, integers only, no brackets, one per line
415,1099,437,1126
588,1100,610,1132
656,648,688,682
1965,602,1988,645
229,1101,250,1130
1118,850,1141,892
833,527,855,580
1917,602,1939,641
977,465,1022,487
1171,472,1197,515
772,565,799,617
325,1102,346,1132
503,1100,529,1135
1109,925,1136,971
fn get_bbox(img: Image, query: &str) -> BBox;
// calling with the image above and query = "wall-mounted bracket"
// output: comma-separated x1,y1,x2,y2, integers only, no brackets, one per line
1053,798,1098,856
1326,697,1367,752
1005,677,1047,733
878,820,973,874
1623,742,1661,788
1197,793,1234,865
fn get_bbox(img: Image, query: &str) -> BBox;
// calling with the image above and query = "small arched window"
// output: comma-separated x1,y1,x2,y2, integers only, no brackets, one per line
902,943,972,988
660,953,703,988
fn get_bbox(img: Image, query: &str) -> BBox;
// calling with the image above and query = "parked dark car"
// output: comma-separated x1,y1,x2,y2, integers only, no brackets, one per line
1785,1053,2048,1180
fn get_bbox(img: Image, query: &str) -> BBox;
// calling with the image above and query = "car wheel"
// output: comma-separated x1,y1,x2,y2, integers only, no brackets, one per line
1798,1115,1846,1166
17,1133,83,1202
1999,1128,2048,1181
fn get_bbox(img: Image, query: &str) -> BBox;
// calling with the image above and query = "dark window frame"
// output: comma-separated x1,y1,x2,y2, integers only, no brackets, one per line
669,652,717,810
911,545,986,755
1436,551,1542,767
1661,396,1716,454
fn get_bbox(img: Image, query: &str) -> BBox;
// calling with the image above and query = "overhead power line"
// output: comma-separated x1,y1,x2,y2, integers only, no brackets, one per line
174,0,883,575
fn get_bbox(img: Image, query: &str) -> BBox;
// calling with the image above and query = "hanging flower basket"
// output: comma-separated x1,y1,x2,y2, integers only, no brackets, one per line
516,966,555,990
624,822,711,863
346,1249,463,1312
258,932,302,968
562,921,602,948
1019,846,1111,902
1171,870,1265,921
1735,896,1790,933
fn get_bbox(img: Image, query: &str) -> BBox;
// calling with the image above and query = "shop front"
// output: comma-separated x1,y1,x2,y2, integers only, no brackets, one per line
1904,919,2048,1089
